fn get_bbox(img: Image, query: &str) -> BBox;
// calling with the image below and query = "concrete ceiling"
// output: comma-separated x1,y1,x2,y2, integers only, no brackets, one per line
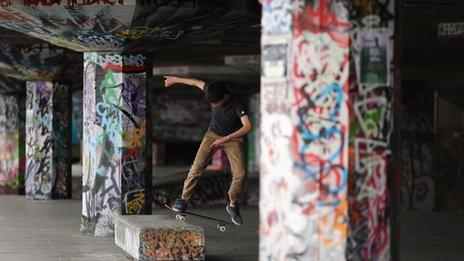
0,0,261,52
0,43,82,93
0,0,261,94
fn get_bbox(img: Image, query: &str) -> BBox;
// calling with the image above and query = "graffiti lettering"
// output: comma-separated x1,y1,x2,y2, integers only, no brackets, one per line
81,52,149,236
115,26,184,40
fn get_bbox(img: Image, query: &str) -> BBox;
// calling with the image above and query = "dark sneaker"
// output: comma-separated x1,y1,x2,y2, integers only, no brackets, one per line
172,198,187,213
226,205,243,226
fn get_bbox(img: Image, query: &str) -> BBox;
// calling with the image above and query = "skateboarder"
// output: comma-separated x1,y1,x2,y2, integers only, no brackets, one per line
163,76,252,226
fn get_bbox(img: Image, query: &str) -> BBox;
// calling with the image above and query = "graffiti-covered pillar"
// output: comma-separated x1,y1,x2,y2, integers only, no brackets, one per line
81,52,152,237
0,94,25,194
25,81,71,200
260,1,395,260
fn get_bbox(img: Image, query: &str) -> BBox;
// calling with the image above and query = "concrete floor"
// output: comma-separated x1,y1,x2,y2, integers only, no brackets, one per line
400,212,464,261
2,195,464,260
0,196,258,261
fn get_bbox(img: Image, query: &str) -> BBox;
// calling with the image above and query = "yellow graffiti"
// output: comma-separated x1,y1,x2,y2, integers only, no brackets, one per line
115,26,184,40
125,189,145,214
125,125,146,148
353,0,381,16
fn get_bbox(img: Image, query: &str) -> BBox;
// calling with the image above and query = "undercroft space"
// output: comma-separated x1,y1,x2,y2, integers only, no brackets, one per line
1,0,464,260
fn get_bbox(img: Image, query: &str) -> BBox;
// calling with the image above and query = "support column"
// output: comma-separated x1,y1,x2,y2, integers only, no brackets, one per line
260,1,395,260
0,94,25,194
81,52,152,237
25,81,71,200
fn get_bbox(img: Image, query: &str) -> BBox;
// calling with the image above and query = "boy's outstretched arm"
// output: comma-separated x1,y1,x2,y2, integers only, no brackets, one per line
164,76,206,90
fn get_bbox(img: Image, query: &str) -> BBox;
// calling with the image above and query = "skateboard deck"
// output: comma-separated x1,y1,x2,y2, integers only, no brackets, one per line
164,204,231,232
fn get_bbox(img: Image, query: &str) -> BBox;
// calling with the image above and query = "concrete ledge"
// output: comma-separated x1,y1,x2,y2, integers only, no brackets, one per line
115,215,205,260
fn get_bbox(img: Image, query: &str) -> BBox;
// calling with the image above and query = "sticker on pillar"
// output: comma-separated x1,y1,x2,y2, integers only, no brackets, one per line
261,78,290,114
262,0,294,35
357,28,390,86
262,44,288,78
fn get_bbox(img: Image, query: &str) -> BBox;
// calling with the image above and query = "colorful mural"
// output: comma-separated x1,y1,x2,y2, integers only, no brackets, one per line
347,1,395,260
81,52,152,237
0,94,25,194
25,81,71,200
260,0,395,260
260,1,350,260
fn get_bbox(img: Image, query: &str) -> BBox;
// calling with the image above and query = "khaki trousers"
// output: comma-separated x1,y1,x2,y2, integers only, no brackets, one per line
182,130,246,205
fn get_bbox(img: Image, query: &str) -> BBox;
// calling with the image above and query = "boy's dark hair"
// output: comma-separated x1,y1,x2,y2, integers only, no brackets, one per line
205,81,229,103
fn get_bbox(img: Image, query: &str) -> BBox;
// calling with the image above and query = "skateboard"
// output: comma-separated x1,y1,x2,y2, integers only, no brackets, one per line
164,204,231,232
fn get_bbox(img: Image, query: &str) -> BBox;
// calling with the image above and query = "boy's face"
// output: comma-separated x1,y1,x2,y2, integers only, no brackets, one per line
211,94,230,107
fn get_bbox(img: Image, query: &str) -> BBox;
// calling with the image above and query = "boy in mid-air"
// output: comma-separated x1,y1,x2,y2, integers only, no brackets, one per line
164,76,252,226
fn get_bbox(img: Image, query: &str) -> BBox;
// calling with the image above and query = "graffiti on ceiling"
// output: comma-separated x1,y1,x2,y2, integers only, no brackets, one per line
0,0,261,52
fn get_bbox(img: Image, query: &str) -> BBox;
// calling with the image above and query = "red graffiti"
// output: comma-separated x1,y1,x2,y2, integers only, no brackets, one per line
0,12,34,24
293,0,350,47
23,0,62,6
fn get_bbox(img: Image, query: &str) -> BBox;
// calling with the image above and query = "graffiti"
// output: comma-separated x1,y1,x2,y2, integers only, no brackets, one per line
22,0,123,6
81,52,151,237
347,0,395,260
399,90,435,213
260,1,350,260
115,26,184,40
261,78,290,114
88,53,147,73
0,11,35,24
77,34,125,51
124,189,145,214
138,0,198,7
67,0,123,6
0,43,77,83
260,0,395,260
262,0,302,35
23,0,62,6
26,81,53,200
0,0,11,7
0,95,24,194
25,81,71,200
0,0,258,52
140,228,204,260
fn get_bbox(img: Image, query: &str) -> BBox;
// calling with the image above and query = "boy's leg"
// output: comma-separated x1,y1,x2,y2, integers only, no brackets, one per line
222,138,247,206
181,130,220,200
222,138,246,225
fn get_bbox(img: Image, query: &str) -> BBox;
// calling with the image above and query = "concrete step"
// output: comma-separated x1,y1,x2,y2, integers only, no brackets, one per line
114,215,205,260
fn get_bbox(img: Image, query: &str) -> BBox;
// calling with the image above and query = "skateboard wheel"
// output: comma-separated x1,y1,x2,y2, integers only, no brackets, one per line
217,224,226,232
176,214,186,221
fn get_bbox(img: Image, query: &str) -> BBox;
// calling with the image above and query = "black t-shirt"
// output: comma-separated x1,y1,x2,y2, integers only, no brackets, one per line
204,86,247,136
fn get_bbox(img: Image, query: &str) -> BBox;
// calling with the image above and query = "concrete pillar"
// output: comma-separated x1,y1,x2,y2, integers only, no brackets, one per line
81,52,152,237
260,1,395,260
0,94,25,194
25,81,71,200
